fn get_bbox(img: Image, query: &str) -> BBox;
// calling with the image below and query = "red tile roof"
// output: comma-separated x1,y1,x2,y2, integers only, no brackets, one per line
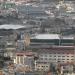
16,51,34,56
37,46,75,54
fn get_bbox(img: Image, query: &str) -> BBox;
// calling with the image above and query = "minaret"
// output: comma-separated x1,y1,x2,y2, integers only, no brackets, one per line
24,33,30,51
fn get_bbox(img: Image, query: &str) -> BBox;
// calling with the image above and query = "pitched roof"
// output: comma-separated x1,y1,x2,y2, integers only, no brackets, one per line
37,46,75,54
16,51,34,56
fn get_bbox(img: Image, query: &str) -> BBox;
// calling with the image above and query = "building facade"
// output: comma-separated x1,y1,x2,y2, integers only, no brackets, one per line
35,46,75,71
14,51,35,71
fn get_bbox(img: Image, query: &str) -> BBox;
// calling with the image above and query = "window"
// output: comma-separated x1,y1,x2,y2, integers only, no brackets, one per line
46,66,48,67
45,55,47,57
71,59,73,60
71,56,74,57
58,56,61,57
49,55,52,57
54,59,56,60
58,61,60,62
45,58,47,60
40,58,43,60
42,66,44,67
40,55,43,57
62,56,65,57
58,53,60,54
49,58,51,60
62,53,64,54
38,66,40,67
58,59,60,60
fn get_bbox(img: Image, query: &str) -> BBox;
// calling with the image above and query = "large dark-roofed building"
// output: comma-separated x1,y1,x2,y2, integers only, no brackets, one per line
30,34,74,49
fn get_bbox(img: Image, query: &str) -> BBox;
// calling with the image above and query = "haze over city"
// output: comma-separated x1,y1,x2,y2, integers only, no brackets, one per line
0,0,75,75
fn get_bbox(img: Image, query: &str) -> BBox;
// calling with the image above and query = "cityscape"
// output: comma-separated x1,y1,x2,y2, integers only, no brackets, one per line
0,0,75,75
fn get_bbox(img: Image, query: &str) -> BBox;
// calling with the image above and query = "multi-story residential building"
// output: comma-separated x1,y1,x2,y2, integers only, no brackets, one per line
0,36,6,68
14,51,35,71
35,46,75,71
4,34,16,62
5,41,16,58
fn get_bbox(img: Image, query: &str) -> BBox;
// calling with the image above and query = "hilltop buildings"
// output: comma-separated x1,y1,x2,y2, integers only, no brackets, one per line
0,0,75,74
0,27,75,72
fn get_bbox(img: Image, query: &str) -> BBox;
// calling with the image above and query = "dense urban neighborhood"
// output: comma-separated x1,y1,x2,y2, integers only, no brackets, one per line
0,0,75,75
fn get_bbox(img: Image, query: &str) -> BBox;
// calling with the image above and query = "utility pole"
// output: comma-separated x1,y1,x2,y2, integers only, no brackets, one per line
73,35,75,72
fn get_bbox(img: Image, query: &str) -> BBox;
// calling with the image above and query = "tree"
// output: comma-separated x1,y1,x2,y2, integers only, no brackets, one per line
49,63,56,73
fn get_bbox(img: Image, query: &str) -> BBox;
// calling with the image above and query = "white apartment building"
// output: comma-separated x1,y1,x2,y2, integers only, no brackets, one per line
36,46,74,71
14,0,36,5
4,34,16,59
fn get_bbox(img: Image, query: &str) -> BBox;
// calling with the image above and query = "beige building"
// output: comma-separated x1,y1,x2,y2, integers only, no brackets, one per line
36,62,50,71
14,51,34,71
35,46,75,71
